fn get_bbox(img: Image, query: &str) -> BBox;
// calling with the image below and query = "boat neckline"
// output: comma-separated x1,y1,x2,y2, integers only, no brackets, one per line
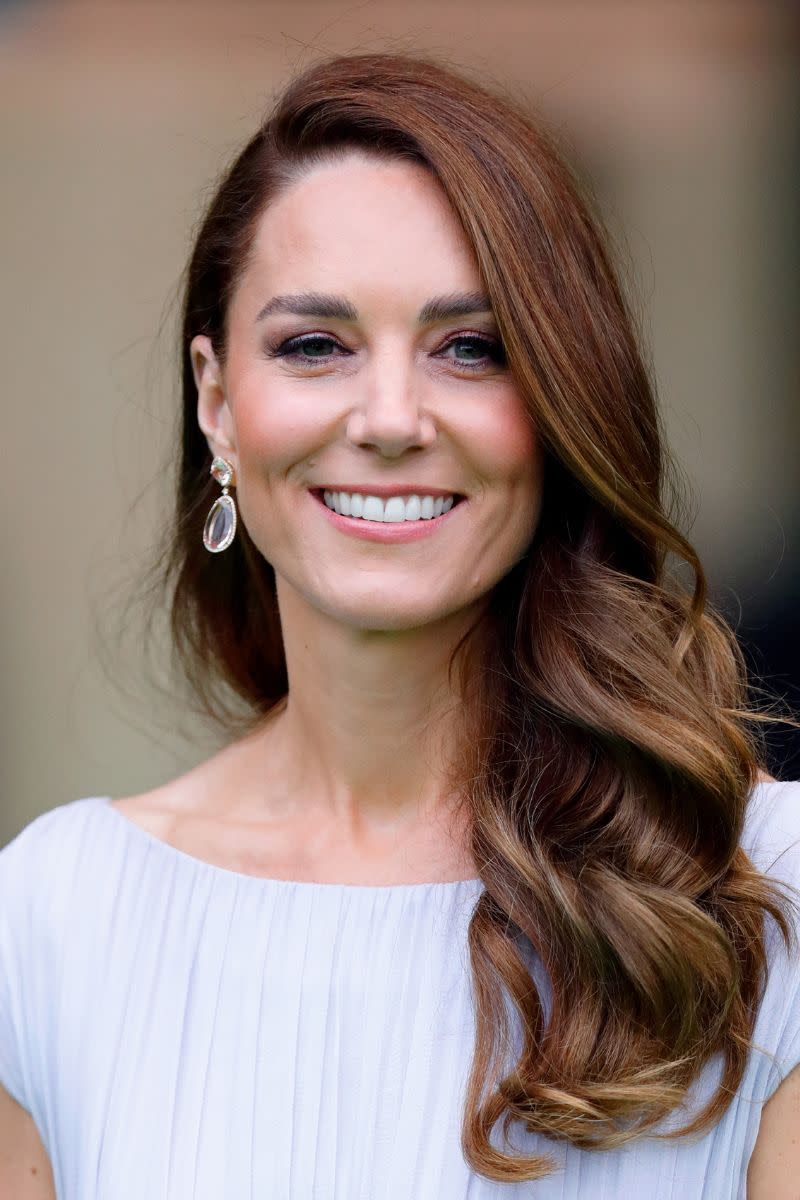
88,795,484,893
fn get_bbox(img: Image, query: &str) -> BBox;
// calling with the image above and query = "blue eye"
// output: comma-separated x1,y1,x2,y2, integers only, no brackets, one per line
439,335,506,371
265,331,506,372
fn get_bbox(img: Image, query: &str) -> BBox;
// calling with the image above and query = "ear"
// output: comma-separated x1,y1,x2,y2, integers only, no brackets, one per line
191,334,237,466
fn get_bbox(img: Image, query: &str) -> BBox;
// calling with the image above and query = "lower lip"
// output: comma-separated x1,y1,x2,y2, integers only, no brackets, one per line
311,491,465,542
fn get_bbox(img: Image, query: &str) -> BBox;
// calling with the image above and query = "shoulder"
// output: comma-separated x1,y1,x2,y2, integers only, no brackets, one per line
742,778,800,884
0,799,108,1117
1,796,103,860
748,1059,800,1199
739,779,800,1096
0,797,113,918
741,777,800,974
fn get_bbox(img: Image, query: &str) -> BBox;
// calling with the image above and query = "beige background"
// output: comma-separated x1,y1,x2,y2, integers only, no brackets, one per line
2,0,798,842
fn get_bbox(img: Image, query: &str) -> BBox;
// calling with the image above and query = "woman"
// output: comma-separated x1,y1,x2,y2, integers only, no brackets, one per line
1,50,798,1198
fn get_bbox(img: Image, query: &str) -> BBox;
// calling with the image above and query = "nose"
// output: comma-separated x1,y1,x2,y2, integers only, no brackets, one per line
344,349,437,458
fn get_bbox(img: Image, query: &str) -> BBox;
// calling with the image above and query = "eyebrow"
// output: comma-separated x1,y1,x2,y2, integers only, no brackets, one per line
254,290,494,325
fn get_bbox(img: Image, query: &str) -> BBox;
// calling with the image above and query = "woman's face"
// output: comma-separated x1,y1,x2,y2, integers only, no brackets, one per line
191,153,544,631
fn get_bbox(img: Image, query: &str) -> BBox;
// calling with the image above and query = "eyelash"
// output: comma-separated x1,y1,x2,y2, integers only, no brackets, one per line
265,332,506,373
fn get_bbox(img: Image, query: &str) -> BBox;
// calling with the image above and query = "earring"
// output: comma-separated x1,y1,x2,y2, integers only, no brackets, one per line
203,456,237,553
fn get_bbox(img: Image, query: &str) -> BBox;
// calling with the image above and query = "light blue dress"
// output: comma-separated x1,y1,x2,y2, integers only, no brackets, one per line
1,781,799,1198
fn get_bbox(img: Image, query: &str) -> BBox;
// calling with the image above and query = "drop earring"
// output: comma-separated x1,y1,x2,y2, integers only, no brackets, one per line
203,456,237,553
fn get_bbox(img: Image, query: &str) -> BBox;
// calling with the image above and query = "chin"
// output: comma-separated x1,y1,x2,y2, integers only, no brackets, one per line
319,592,481,634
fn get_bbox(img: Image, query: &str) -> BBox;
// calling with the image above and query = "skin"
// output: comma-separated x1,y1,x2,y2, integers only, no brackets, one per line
2,155,792,1196
180,152,544,880
747,1063,800,1197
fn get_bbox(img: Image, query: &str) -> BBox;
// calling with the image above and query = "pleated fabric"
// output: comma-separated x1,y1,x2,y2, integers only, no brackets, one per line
1,781,799,1199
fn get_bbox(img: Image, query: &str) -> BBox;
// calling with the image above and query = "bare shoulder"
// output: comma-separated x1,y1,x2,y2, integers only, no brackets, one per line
110,735,250,835
0,1083,55,1199
106,731,296,878
748,1062,800,1198
109,790,174,838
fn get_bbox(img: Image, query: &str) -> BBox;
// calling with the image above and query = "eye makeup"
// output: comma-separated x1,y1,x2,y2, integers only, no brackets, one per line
264,331,506,373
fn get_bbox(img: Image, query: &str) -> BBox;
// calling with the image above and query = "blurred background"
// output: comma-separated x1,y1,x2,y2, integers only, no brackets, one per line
1,0,798,843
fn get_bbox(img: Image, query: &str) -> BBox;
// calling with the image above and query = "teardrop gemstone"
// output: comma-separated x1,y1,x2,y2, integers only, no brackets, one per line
203,494,237,553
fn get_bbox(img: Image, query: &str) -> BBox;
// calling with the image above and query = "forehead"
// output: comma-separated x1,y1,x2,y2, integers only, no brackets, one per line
239,154,483,300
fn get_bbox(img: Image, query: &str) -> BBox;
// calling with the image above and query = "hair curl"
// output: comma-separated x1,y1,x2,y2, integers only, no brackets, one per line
154,50,798,1183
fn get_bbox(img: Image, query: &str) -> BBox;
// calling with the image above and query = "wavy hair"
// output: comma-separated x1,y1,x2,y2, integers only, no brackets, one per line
155,50,798,1183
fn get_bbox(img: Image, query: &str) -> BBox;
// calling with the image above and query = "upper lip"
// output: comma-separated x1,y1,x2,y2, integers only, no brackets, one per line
313,484,463,498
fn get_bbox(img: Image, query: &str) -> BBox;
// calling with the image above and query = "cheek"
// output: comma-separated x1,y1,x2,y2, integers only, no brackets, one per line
469,398,544,573
230,380,324,478
224,381,325,551
468,395,541,493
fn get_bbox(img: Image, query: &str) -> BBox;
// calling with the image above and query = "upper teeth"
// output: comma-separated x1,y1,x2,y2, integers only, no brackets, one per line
322,491,455,522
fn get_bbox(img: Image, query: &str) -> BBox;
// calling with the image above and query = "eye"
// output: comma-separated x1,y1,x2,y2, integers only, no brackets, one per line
266,333,348,363
264,331,507,371
437,334,507,372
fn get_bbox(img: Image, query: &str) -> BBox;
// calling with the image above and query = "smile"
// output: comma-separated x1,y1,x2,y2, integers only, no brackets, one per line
309,488,466,544
322,489,460,522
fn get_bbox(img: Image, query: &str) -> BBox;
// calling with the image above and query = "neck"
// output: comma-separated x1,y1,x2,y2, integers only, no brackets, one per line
247,576,485,836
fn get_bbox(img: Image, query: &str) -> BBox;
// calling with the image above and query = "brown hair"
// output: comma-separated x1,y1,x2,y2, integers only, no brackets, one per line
157,50,798,1183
